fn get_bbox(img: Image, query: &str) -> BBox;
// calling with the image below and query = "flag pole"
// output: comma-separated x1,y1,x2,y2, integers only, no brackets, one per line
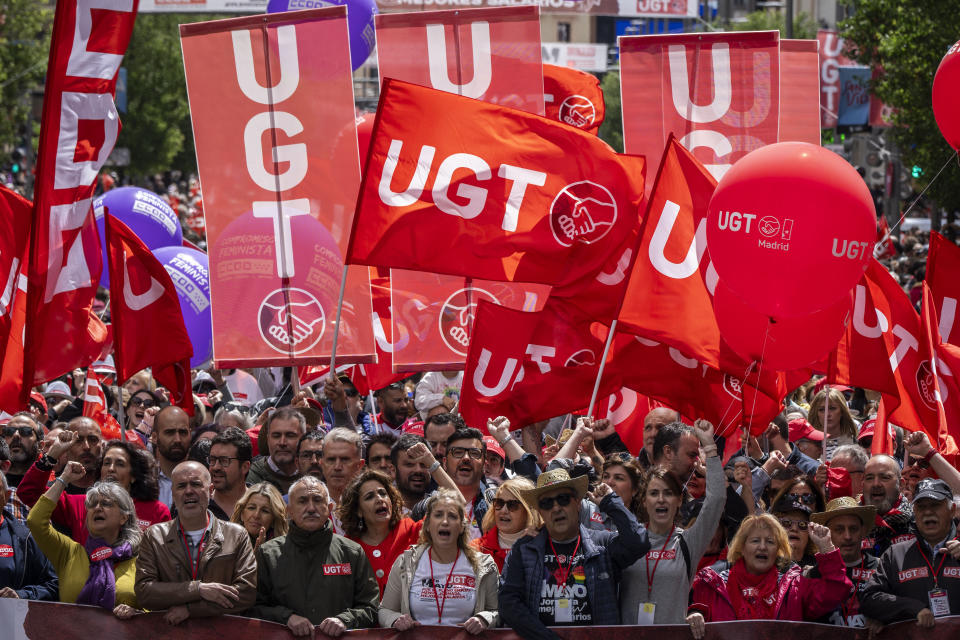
586,320,618,418
329,265,349,373
117,382,127,442
369,390,380,434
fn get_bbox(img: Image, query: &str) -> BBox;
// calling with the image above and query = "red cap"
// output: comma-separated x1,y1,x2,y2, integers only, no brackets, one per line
29,392,48,413
857,418,894,441
788,418,824,442
813,380,852,395
403,420,425,437
483,436,505,460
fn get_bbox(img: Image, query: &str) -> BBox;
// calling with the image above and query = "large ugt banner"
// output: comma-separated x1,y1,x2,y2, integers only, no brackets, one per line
373,6,546,371
180,8,375,368
620,31,780,189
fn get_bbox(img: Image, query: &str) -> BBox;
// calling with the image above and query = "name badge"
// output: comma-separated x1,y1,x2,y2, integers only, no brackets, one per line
929,589,951,617
555,598,573,623
637,602,656,625
0,545,13,558
322,563,352,576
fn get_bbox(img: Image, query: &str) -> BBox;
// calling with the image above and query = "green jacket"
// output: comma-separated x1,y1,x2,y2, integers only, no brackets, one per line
250,521,379,628
245,457,300,496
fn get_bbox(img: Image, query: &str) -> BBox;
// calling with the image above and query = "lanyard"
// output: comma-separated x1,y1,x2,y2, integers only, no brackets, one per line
916,537,956,588
548,536,582,588
645,526,676,601
840,556,867,620
429,547,460,624
179,516,210,580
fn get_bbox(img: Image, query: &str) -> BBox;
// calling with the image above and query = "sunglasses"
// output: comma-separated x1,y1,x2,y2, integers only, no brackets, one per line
130,396,156,409
344,388,360,397
538,493,575,511
447,446,483,461
778,518,809,531
493,498,522,512
789,493,817,505
2,426,35,438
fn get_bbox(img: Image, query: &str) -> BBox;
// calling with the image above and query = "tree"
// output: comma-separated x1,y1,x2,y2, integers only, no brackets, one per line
719,9,818,40
599,71,623,153
117,13,219,176
840,0,960,215
0,1,53,152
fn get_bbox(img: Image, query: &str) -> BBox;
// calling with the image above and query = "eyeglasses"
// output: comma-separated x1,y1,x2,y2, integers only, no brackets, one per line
538,493,575,511
298,451,323,461
778,518,809,531
788,493,817,505
130,396,155,409
2,426,35,438
88,498,117,509
493,498,522,512
209,456,238,468
447,446,483,461
344,388,359,397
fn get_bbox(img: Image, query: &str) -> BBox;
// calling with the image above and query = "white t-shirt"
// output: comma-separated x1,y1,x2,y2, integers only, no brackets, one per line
409,550,477,626
224,369,264,407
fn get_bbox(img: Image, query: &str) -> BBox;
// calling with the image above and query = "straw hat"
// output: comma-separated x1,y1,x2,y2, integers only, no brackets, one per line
810,496,876,531
518,468,588,510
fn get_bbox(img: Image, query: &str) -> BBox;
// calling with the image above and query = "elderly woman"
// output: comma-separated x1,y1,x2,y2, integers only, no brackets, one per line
231,482,288,550
472,477,540,571
686,513,852,637
379,488,499,633
339,469,423,597
18,438,170,543
27,461,140,618
0,472,58,600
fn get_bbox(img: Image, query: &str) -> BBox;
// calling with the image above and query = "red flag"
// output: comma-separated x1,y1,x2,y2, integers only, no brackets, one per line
543,64,605,136
0,187,31,348
180,8,375,367
13,0,138,410
348,79,647,287
875,216,897,259
919,284,960,457
82,367,122,440
620,31,780,196
779,39,822,145
593,388,656,456
106,215,193,414
374,6,544,115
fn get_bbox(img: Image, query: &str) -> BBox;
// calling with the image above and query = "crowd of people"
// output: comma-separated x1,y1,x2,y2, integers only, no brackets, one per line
2,359,960,638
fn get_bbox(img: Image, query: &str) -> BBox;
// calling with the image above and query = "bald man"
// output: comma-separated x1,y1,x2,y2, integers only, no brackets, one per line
136,461,257,625
151,406,192,507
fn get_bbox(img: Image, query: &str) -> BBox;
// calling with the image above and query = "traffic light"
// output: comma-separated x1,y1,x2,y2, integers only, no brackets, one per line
911,165,923,179
10,148,23,174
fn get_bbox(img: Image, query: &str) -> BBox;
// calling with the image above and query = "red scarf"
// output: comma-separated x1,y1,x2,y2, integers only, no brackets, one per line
726,558,779,620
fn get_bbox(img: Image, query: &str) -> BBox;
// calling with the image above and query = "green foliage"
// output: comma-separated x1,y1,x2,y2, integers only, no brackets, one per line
599,71,623,153
0,0,53,151
714,9,818,39
840,0,960,213
118,13,219,175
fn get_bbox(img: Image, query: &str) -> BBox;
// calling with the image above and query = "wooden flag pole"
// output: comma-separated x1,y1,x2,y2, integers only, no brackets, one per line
329,265,350,373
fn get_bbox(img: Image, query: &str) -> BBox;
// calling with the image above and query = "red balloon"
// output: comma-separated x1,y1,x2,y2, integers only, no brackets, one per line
707,142,875,318
713,280,852,371
933,40,960,150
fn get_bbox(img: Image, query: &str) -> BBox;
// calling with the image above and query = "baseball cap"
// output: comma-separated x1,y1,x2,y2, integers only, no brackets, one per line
43,380,73,400
483,436,505,460
912,478,953,504
771,495,813,516
788,418,824,442
29,391,48,413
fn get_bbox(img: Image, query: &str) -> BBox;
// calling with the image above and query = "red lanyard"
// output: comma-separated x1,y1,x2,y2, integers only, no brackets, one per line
645,526,675,601
429,547,461,623
548,536,582,588
179,516,210,580
840,556,867,620
916,537,955,588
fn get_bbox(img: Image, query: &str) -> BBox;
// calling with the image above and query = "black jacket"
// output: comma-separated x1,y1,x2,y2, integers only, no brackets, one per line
0,514,58,600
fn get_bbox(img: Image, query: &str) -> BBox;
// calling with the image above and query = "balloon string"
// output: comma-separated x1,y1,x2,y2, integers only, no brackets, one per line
743,320,772,443
716,359,755,435
878,149,958,249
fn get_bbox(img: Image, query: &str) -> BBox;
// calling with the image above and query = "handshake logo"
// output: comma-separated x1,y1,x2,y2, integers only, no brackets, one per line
559,95,596,129
439,287,500,357
549,181,618,247
258,288,326,355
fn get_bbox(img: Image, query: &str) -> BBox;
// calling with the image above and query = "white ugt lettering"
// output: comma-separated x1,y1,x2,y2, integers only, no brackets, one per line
252,199,310,278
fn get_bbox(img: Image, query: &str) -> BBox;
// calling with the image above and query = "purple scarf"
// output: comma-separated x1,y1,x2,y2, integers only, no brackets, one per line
76,536,133,609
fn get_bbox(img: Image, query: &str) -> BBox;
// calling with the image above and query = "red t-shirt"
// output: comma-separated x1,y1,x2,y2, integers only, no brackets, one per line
352,517,423,597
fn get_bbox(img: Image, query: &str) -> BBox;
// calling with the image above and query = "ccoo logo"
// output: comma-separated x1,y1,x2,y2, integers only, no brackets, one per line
722,374,743,400
439,287,499,357
258,287,326,355
549,181,618,247
916,360,938,410
559,95,596,128
564,348,597,367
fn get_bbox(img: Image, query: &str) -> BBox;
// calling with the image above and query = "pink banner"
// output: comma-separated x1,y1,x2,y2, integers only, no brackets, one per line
779,39,821,145
620,31,781,191
180,8,375,368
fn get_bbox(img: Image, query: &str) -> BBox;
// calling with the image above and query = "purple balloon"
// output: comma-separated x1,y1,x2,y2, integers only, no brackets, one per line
153,247,211,369
267,0,377,71
95,187,183,287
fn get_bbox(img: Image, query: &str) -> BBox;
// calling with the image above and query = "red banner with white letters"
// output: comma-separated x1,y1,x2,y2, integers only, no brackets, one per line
7,0,138,410
779,39,821,145
817,30,851,129
620,31,780,194
180,8,374,368
374,5,544,115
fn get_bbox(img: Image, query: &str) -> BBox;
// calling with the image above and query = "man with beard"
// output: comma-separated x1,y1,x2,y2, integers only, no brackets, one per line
413,427,487,540
2,413,42,489
152,407,191,508
31,417,102,495
424,413,461,460
374,383,416,437
391,434,433,514
861,479,960,628
247,408,305,495
209,428,253,520
250,476,379,637
860,454,915,557
296,431,324,479
136,461,257,625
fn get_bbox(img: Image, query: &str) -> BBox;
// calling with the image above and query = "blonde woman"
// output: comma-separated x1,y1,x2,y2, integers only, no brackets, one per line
809,388,859,454
230,483,288,550
472,477,542,571
379,488,499,633
687,513,852,637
